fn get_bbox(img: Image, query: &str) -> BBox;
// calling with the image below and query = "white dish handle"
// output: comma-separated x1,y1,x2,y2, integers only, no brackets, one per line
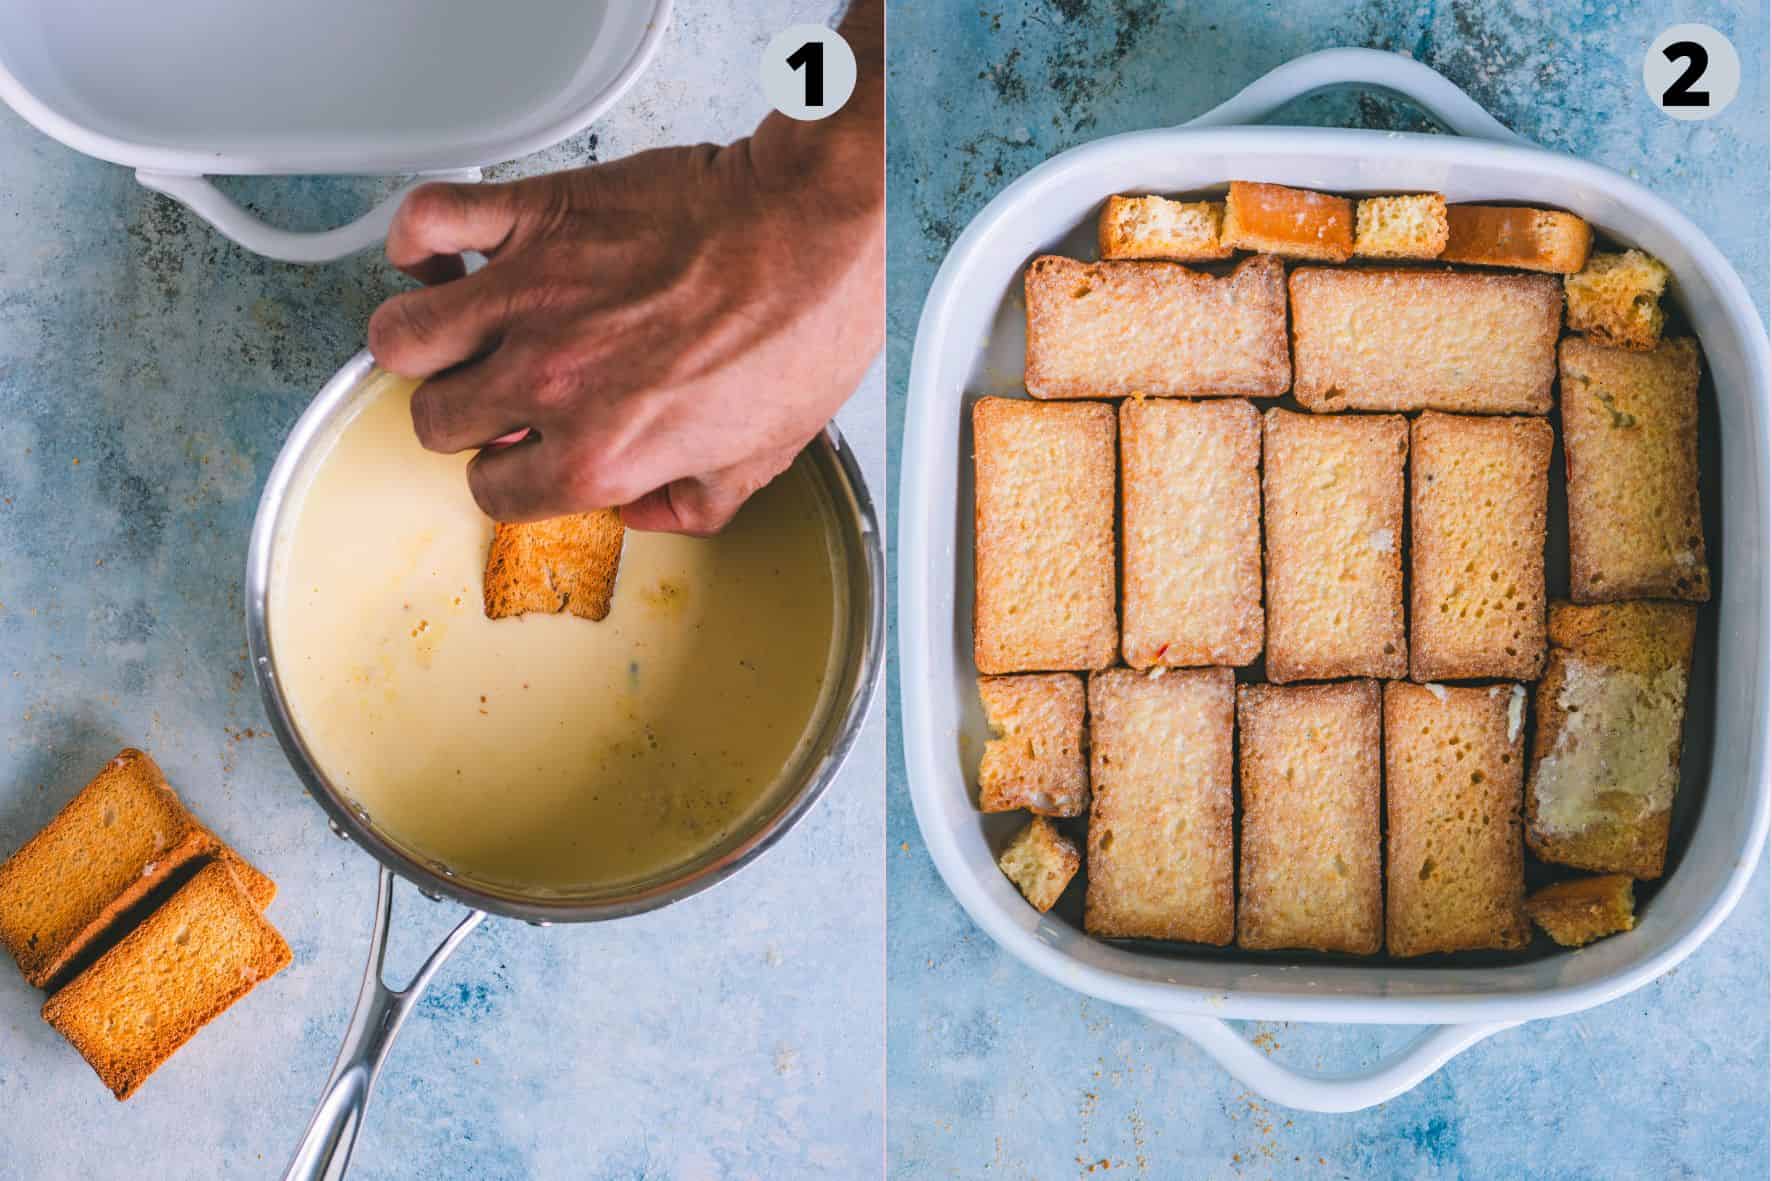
134,168,483,264
1183,47,1526,144
1143,1011,1521,1112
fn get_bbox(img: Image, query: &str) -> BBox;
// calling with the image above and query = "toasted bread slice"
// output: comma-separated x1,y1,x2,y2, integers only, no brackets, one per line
1221,181,1353,262
1084,667,1235,944
1524,874,1637,947
1235,681,1383,955
1384,681,1531,957
1565,250,1671,351
1409,413,1552,681
1120,398,1263,668
1560,337,1708,602
976,674,1089,817
1353,193,1449,259
0,750,215,988
1289,268,1561,413
997,816,1081,913
43,861,291,1100
1098,195,1232,262
1261,409,1407,683
483,509,625,621
972,398,1118,673
1023,254,1289,400
1526,601,1696,880
1442,204,1592,273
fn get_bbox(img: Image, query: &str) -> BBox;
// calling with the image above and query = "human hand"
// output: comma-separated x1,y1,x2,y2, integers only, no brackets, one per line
366,15,881,533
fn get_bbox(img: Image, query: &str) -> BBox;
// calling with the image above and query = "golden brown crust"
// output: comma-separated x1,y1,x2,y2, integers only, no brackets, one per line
1261,409,1408,682
1221,181,1354,261
1559,337,1708,602
972,398,1118,673
1564,251,1670,351
1353,193,1449,259
1289,268,1561,414
42,861,291,1100
483,509,626,622
997,816,1081,913
1523,874,1636,947
1441,205,1593,273
1409,413,1552,681
1235,681,1383,954
1384,682,1531,957
1525,601,1697,879
976,674,1089,817
0,749,214,988
1023,254,1290,400
1084,668,1234,943
1120,398,1263,668
1097,195,1232,262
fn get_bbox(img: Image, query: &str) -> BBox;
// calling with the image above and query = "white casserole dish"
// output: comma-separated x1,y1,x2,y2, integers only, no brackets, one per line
897,49,1771,1112
0,0,669,261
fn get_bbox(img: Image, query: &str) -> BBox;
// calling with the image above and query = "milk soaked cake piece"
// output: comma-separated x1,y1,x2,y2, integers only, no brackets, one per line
1564,250,1671,351
1441,204,1592,273
1524,874,1637,948
1098,195,1232,262
1120,398,1262,668
1410,413,1553,681
997,816,1081,913
42,861,290,1100
1084,668,1234,944
484,509,626,621
0,749,215,988
1235,681,1383,955
1526,601,1697,879
1384,681,1531,957
1261,409,1407,683
976,674,1089,817
971,398,1118,673
1559,337,1709,602
1289,268,1561,414
1353,193,1449,259
1220,181,1354,261
1023,254,1289,400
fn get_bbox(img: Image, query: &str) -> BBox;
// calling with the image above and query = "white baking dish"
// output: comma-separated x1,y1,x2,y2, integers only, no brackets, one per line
898,49,1771,1112
0,0,668,261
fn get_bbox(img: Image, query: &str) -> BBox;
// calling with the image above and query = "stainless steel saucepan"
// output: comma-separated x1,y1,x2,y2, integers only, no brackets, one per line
246,350,883,1180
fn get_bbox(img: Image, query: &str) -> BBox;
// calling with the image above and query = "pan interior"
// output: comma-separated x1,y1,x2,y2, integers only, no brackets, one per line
265,368,851,906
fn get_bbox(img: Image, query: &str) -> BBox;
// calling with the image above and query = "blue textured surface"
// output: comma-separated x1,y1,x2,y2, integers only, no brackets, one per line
0,3,884,1178
887,4,1769,1178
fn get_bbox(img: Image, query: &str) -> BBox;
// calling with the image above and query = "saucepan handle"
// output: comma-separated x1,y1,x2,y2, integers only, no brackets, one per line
282,865,487,1181
1141,1011,1521,1113
133,168,483,264
1182,46,1527,144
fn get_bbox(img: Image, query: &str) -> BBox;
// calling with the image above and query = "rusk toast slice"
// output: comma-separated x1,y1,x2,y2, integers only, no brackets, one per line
484,509,626,621
1221,181,1354,262
1441,204,1592,273
1098,195,1231,262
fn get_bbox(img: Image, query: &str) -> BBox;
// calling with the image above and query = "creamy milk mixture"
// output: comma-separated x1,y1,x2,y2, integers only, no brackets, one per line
270,372,839,893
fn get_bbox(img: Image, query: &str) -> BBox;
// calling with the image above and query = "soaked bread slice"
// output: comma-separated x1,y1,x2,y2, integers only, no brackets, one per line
43,860,290,1100
1524,874,1637,948
483,509,626,621
1409,413,1553,681
997,816,1081,913
1289,268,1561,413
1384,681,1531,957
1441,204,1592,273
1221,181,1354,262
1235,681,1383,955
972,398,1118,673
1097,195,1231,262
1560,337,1708,602
976,674,1089,817
1353,193,1448,259
1564,250,1671,352
0,750,214,988
1526,601,1697,879
1023,254,1290,400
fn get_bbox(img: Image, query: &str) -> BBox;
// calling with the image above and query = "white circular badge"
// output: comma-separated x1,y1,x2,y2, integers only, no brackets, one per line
760,24,858,122
1644,24,1740,121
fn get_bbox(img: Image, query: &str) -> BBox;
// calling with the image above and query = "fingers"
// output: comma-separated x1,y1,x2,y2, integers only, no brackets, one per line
368,271,511,378
384,181,524,281
408,359,532,454
619,449,798,537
